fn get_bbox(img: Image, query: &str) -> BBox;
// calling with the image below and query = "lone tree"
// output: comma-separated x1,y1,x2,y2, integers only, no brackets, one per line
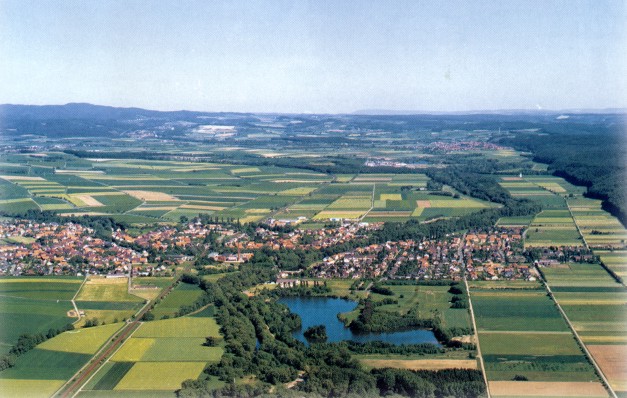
303,325,327,344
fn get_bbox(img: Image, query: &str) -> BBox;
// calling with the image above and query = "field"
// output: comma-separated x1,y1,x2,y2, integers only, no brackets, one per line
542,262,627,395
568,196,627,248
371,284,472,330
524,210,583,247
489,381,608,397
113,362,207,390
81,314,223,395
74,276,144,326
150,282,205,319
597,250,627,279
470,285,599,384
359,358,478,371
0,277,82,354
0,323,122,397
472,290,569,332
76,277,145,302
133,316,220,338
0,155,499,225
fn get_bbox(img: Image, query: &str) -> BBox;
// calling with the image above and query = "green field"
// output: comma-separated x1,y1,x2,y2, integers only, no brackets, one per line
150,282,205,319
471,290,569,332
134,316,220,338
0,277,82,354
471,281,598,383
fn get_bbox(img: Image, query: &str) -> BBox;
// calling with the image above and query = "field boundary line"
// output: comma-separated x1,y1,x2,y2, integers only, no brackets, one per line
358,183,376,221
71,275,89,324
464,276,491,398
536,264,617,398
566,197,589,249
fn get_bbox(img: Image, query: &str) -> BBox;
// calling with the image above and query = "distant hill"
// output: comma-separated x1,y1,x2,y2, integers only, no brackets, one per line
0,103,211,120
352,108,627,116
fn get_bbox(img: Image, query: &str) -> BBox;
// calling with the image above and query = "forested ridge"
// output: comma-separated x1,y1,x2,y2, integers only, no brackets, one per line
495,123,627,226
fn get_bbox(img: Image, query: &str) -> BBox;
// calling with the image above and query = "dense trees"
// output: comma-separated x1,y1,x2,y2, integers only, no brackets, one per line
303,325,328,344
177,266,484,398
496,125,627,226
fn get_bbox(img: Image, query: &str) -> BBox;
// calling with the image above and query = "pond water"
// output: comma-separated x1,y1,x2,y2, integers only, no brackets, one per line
278,296,440,345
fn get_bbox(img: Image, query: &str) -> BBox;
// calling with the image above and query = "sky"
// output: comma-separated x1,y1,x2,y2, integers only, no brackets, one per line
0,0,625,113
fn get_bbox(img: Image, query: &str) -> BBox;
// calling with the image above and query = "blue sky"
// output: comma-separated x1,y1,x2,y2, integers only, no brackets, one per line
0,1,625,113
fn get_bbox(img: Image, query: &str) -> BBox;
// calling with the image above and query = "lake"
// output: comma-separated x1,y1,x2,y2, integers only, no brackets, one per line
278,296,440,345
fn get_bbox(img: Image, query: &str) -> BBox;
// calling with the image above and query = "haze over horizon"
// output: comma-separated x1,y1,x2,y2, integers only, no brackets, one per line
1,1,625,114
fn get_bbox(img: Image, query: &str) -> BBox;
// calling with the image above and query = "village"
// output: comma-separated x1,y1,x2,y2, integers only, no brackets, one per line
309,228,548,282
0,219,596,282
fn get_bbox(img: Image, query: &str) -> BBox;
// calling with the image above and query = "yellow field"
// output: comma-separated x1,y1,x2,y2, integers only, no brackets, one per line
0,198,36,204
580,335,627,343
279,187,317,196
429,199,487,208
489,381,607,397
114,362,206,390
122,190,178,201
179,204,226,211
38,323,122,355
313,211,365,220
76,277,143,302
411,207,424,217
239,215,265,223
536,182,567,193
231,167,261,174
0,379,65,398
380,194,402,201
0,278,81,285
244,208,271,214
60,212,110,217
0,175,45,181
69,194,104,207
360,358,477,370
111,338,155,361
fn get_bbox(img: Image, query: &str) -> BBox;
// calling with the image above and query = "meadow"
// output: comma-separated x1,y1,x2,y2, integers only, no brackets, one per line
371,284,472,330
